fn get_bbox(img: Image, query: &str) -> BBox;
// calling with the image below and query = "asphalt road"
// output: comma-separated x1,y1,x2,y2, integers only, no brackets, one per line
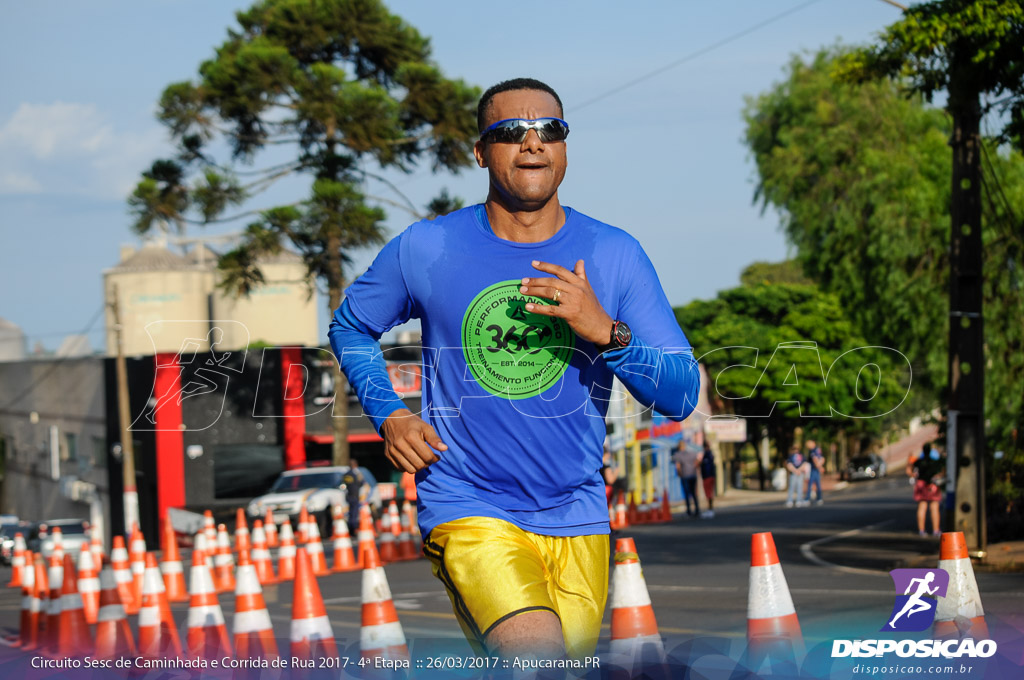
0,478,1021,666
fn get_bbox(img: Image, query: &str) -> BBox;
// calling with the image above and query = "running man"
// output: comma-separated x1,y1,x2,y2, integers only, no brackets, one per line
888,572,940,628
329,78,700,659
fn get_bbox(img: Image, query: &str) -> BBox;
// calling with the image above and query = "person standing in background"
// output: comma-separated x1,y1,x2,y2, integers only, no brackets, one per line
785,445,809,508
674,442,701,517
697,441,716,518
804,439,825,506
906,442,944,536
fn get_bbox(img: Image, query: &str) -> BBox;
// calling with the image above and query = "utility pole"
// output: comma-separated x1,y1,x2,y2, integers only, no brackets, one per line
947,60,986,556
109,284,140,534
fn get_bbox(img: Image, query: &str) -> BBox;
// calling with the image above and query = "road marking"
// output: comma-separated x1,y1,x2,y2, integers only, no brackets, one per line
647,584,895,596
800,520,895,576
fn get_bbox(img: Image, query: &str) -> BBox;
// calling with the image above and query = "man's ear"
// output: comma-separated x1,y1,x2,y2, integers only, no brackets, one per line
473,140,488,168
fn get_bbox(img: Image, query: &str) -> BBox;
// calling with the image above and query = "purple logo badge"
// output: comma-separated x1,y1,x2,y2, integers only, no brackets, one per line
881,568,949,632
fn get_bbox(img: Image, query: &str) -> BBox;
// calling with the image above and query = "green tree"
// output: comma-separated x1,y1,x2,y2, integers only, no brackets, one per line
128,0,480,465
676,280,911,470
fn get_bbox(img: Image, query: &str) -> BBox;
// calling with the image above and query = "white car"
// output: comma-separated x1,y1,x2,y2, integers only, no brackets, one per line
246,466,380,527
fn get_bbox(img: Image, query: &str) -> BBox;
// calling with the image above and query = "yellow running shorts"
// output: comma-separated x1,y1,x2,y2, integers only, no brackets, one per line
423,516,609,659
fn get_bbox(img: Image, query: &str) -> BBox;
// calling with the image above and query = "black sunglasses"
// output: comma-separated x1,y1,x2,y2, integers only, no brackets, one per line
480,117,570,144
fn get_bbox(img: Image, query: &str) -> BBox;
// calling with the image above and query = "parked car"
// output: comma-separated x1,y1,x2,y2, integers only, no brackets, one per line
842,453,888,482
27,519,90,559
246,466,381,530
0,522,30,566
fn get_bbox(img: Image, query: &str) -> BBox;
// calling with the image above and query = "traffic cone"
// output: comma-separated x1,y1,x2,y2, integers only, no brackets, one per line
90,525,105,567
251,521,277,585
306,514,330,576
7,532,26,587
137,553,183,659
397,509,417,562
934,532,988,639
360,540,409,662
129,524,147,613
203,510,217,545
51,527,65,561
160,519,188,603
277,520,297,581
378,507,397,564
615,492,629,530
57,553,93,657
95,564,136,659
17,550,37,648
233,549,279,661
186,549,232,661
747,532,803,656
235,508,251,555
627,495,638,525
110,536,138,614
290,547,338,660
264,509,278,548
609,537,666,668
214,524,237,593
329,514,357,573
659,489,672,523
357,505,378,569
77,548,101,624
27,555,48,651
45,552,64,654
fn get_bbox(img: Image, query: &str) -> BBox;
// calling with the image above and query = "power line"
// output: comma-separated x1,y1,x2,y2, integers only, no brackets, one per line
573,0,829,112
0,304,105,411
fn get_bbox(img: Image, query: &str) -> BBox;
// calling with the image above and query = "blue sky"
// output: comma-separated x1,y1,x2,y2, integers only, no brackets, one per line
0,0,908,352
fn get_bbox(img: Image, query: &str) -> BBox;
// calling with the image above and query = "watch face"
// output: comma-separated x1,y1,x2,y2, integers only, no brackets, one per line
614,322,632,346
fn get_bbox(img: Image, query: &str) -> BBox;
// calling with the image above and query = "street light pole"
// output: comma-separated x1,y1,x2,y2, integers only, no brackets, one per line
109,284,139,534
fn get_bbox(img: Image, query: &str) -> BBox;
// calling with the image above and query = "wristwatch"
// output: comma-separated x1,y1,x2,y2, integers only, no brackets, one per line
597,320,632,354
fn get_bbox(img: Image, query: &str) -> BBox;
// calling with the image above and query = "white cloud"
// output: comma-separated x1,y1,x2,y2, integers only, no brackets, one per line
0,171,43,195
0,101,170,200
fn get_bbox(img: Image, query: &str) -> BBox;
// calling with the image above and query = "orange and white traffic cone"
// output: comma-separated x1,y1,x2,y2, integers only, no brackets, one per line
659,490,672,523
277,520,297,581
95,564,136,660
137,553,183,659
110,536,138,615
129,524,147,613
17,550,37,648
934,532,988,639
306,515,330,576
263,509,278,548
27,556,48,651
57,553,93,657
186,549,232,661
378,506,397,565
331,515,358,573
250,521,277,585
615,492,629,530
357,505,378,569
397,506,416,561
203,510,217,545
360,540,409,662
235,508,251,555
747,532,803,661
608,537,666,669
45,552,64,654
90,525,105,567
7,532,26,587
297,507,311,545
76,548,101,624
214,524,237,593
233,549,279,661
160,519,188,603
289,547,338,661
51,527,65,561
403,501,422,555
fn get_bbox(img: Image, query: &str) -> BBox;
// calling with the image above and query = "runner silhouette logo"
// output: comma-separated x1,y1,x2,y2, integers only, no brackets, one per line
882,568,950,632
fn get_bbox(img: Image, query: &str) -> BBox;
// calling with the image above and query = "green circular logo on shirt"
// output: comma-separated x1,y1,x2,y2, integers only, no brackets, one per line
461,280,575,399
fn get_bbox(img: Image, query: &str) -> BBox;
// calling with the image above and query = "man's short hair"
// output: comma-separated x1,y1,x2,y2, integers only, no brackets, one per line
477,78,564,133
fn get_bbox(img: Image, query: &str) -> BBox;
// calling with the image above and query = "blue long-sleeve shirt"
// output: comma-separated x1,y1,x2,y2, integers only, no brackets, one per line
328,204,701,537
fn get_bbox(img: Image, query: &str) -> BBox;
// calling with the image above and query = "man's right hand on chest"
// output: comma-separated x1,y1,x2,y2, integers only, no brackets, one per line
380,408,448,473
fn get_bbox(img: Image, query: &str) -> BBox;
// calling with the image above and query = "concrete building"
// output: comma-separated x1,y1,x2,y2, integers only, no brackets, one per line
103,239,319,357
0,356,109,536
